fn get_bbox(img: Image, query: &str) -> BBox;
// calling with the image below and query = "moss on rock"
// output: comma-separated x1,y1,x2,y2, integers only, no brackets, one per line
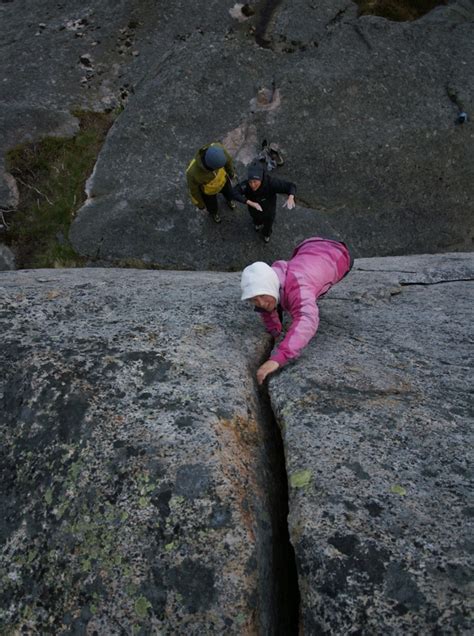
5,111,115,269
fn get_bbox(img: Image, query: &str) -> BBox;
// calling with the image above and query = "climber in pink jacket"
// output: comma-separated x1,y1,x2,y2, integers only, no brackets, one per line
241,237,353,384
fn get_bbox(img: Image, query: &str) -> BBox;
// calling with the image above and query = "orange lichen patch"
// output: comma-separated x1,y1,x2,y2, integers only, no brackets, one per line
220,414,259,447
215,415,261,533
240,613,259,636
209,414,263,634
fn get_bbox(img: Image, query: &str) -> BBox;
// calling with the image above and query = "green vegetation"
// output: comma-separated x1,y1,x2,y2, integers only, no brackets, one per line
355,0,447,21
289,469,312,489
134,596,152,619
6,111,115,268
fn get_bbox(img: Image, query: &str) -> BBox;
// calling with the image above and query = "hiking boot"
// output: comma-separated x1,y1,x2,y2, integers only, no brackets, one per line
254,224,264,231
226,199,236,210
212,212,221,223
263,235,270,243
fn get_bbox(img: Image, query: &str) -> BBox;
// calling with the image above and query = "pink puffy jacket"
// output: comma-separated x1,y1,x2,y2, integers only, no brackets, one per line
260,237,352,366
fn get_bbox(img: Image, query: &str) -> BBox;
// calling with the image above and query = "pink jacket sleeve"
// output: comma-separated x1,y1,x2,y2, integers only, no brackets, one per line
269,298,319,367
260,310,282,338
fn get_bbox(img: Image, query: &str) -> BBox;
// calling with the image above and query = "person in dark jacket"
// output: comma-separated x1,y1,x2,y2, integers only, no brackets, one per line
232,162,296,242
186,142,237,224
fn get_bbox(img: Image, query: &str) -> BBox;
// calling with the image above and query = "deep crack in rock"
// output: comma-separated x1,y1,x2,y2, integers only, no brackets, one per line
399,278,474,286
253,360,300,634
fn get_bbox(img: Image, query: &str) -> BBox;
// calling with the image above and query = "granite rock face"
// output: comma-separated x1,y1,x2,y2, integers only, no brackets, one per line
1,254,472,633
269,252,474,633
67,0,474,267
0,268,281,634
0,0,195,211
1,1,473,268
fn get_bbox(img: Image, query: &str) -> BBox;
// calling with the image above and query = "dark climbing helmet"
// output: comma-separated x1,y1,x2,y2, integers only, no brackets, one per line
204,145,226,170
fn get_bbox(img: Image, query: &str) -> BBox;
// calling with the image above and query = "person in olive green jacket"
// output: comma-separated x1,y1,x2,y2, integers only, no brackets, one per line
186,142,236,223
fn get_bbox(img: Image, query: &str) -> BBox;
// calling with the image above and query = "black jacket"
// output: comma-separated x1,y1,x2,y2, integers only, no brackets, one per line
232,173,296,215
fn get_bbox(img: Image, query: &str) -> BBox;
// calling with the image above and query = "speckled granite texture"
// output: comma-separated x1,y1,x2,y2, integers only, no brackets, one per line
269,252,474,633
0,268,274,634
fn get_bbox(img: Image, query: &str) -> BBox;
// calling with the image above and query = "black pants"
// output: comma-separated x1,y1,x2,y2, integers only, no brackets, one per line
201,178,234,215
248,205,276,237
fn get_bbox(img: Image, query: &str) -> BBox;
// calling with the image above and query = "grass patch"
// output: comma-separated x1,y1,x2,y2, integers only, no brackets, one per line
354,0,447,21
5,110,115,269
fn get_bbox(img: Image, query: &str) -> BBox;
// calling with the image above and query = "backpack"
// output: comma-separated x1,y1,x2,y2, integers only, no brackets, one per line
255,139,285,172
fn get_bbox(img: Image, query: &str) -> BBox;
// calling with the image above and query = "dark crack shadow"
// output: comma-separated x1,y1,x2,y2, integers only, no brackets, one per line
255,0,285,48
399,278,474,286
327,7,351,29
351,23,373,51
252,350,300,634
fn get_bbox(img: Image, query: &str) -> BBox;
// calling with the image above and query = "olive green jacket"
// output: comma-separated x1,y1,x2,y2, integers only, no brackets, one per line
186,142,235,208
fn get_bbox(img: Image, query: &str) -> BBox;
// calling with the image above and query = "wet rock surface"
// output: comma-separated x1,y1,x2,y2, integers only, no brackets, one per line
269,252,474,633
1,1,473,267
0,268,279,634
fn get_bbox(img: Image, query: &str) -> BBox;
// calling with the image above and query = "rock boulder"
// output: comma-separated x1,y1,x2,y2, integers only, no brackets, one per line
69,0,474,267
269,252,474,633
1,1,473,268
0,267,284,634
1,253,472,633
